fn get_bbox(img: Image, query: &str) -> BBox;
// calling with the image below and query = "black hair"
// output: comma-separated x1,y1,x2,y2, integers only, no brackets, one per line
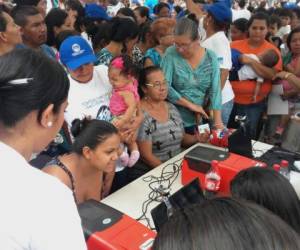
134,6,150,20
65,0,85,32
287,26,300,51
11,5,40,27
247,5,255,13
187,13,199,26
109,54,138,77
259,49,279,67
174,5,183,15
231,167,300,234
253,7,268,15
138,66,161,98
279,8,293,19
207,11,230,32
232,18,248,33
83,17,106,43
71,118,118,154
269,15,282,29
237,0,246,9
154,2,170,15
138,20,152,43
117,7,137,23
248,12,270,29
153,197,300,250
108,17,139,53
0,48,69,128
0,3,12,15
45,8,69,47
0,10,7,32
55,29,80,50
13,0,40,6
91,22,110,52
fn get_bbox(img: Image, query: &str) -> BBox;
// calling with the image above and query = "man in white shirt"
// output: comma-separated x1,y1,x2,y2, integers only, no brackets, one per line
232,0,251,22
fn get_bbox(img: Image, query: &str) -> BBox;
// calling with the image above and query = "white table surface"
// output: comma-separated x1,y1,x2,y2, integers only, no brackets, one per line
102,141,300,229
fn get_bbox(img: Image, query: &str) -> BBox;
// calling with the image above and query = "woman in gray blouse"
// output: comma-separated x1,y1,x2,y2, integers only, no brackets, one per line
127,66,209,180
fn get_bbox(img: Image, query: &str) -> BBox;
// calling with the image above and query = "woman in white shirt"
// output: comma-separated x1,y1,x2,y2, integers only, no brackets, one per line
0,49,86,250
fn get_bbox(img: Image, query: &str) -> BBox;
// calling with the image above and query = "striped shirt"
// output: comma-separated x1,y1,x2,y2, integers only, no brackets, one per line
137,103,184,162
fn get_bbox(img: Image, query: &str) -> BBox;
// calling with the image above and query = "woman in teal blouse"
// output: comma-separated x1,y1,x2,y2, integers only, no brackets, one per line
161,17,223,134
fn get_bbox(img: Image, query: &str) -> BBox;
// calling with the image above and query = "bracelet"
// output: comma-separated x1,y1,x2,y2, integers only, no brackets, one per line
285,72,292,80
214,123,224,128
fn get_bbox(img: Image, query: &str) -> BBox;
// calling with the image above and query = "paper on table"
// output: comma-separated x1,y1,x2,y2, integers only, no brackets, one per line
267,84,289,115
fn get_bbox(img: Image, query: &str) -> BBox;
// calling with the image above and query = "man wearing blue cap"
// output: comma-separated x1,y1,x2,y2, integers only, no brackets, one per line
60,35,116,195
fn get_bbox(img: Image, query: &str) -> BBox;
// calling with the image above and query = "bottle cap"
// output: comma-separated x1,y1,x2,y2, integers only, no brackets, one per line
281,160,289,168
273,164,280,172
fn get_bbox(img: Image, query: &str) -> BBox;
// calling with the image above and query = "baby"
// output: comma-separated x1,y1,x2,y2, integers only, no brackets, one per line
108,55,140,167
230,48,279,102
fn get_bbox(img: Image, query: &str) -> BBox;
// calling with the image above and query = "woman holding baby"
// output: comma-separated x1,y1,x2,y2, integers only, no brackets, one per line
228,12,283,139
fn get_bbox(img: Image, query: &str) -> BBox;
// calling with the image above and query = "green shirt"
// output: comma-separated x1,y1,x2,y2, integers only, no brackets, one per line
161,46,222,127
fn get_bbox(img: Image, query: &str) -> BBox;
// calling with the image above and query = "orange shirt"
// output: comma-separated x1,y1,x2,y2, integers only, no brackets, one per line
231,39,282,104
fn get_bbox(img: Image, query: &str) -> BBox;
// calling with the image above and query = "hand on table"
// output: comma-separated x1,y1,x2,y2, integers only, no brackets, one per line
195,129,210,143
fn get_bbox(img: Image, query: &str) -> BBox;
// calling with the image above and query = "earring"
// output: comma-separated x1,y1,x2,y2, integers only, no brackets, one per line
47,121,53,128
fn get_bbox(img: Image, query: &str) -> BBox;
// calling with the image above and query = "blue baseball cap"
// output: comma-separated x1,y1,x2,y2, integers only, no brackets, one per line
204,2,232,23
59,36,97,70
85,3,111,21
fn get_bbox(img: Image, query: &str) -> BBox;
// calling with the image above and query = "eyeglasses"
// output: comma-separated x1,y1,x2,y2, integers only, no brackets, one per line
146,80,168,89
174,41,195,50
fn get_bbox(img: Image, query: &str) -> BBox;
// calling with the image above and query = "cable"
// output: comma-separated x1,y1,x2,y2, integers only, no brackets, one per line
136,158,183,229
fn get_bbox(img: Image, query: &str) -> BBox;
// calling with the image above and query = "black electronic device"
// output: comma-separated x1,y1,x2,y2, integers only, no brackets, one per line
151,179,205,232
228,116,253,158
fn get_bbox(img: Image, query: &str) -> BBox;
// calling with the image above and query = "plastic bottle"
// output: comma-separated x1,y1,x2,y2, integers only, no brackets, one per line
279,160,290,180
273,164,280,172
205,160,221,197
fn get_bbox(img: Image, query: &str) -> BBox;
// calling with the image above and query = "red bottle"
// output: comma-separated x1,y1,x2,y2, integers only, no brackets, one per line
273,164,280,172
205,160,221,195
279,160,290,180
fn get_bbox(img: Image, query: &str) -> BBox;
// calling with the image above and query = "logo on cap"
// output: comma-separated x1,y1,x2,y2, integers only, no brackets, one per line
72,43,85,56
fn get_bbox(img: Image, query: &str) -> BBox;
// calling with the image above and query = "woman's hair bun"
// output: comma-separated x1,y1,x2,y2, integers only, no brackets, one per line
70,117,90,138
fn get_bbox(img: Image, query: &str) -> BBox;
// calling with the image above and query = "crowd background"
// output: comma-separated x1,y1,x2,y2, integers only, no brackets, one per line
2,0,300,248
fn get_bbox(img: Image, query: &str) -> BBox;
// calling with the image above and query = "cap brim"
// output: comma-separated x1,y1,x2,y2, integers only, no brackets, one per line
66,54,97,71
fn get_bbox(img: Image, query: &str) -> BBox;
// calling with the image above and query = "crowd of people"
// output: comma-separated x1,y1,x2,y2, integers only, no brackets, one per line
1,0,300,248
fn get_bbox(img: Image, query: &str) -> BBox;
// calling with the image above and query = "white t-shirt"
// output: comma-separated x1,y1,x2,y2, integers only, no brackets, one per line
238,54,264,83
65,65,125,172
201,31,235,104
107,2,125,17
232,8,251,21
276,25,291,39
0,142,87,250
65,65,112,126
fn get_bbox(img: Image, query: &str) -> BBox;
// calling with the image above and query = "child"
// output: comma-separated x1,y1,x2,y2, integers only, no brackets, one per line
230,48,280,102
108,55,140,167
230,18,248,41
267,15,282,49
277,9,292,40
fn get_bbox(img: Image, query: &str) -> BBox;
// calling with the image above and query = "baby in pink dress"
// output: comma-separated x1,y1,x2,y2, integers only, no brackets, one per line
108,55,140,167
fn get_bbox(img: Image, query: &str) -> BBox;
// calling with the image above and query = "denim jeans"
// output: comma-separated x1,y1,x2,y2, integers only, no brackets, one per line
228,100,266,139
222,99,234,126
